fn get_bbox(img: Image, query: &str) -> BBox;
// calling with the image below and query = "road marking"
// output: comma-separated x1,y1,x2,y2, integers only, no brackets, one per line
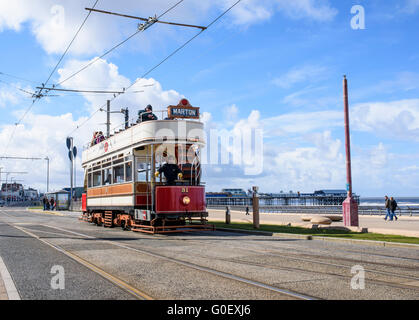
0,256,21,300
12,225,153,301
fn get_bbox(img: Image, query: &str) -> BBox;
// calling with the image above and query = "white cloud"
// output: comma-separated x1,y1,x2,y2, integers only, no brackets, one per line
57,57,183,122
402,0,419,13
352,99,419,141
0,58,186,192
273,65,329,89
262,110,342,136
0,0,338,56
0,86,20,108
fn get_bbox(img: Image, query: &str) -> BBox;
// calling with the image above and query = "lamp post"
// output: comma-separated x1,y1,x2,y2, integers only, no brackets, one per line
342,75,359,227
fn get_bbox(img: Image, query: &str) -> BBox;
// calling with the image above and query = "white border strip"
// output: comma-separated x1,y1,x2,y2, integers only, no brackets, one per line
0,256,21,300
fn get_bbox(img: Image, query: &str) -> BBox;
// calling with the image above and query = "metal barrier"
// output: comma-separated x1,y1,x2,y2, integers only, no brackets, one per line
207,205,419,216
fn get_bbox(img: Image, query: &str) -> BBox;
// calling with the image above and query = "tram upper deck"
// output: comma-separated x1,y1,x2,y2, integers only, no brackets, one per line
82,119,205,167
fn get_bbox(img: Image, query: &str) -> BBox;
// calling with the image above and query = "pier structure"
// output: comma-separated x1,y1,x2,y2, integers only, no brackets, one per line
206,189,360,207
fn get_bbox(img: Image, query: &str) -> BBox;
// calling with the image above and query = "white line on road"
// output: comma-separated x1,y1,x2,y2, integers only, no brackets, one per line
0,256,21,300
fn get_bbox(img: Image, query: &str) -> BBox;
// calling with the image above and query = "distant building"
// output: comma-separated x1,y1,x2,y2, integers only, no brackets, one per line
24,188,39,201
1,183,24,201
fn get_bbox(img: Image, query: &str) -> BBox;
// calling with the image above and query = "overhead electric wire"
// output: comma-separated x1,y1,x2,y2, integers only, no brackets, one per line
0,71,39,84
55,0,185,89
61,0,243,141
36,86,124,94
1,0,99,157
85,7,206,30
41,0,100,89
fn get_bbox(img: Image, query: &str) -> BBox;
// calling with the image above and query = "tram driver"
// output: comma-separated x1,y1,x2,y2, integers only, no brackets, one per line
155,155,183,185
138,104,158,123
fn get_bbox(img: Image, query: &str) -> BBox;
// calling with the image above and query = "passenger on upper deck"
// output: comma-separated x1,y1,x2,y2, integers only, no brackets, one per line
155,155,183,185
90,131,98,146
96,131,105,144
138,104,158,123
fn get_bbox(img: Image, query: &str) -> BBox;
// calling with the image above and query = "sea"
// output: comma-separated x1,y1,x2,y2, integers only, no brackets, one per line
360,197,419,207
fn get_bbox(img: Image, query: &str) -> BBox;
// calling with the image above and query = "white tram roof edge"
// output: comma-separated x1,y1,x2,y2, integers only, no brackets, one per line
82,119,205,167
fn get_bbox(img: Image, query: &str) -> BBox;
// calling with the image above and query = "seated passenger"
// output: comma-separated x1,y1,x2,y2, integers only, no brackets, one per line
96,131,105,144
155,156,183,185
138,105,158,123
90,131,98,146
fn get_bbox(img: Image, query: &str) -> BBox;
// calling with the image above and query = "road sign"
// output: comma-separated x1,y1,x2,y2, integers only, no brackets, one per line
66,137,72,150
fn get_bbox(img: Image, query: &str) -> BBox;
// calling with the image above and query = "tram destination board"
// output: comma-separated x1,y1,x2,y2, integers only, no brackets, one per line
167,105,200,119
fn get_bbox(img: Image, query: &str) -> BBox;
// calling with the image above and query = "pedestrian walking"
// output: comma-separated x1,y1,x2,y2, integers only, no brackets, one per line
390,197,398,221
50,197,55,211
384,195,392,221
245,206,250,215
42,196,47,210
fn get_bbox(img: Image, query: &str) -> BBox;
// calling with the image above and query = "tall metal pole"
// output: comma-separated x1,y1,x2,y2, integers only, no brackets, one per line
342,75,359,227
5,173,8,206
252,186,260,229
106,100,111,138
45,156,49,192
70,137,74,209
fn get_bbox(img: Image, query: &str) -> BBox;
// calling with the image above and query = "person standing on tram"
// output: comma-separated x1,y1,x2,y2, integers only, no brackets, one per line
155,155,183,185
138,105,158,123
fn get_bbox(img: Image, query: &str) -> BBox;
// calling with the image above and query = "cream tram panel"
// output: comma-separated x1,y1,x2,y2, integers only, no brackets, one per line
87,196,133,207
82,120,205,166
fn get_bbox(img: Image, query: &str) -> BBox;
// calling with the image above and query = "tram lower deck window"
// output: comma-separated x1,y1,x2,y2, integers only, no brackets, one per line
88,173,92,188
93,171,102,187
125,162,132,182
113,164,124,184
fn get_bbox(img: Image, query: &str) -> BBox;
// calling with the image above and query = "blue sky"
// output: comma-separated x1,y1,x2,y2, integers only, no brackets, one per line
0,0,418,197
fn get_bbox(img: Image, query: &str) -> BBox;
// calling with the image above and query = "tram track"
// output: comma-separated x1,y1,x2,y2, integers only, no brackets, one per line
0,214,317,300
23,222,419,297
132,235,419,289
1,209,418,299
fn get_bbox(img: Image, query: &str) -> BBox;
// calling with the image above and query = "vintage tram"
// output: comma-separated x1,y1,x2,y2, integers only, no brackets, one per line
80,99,213,234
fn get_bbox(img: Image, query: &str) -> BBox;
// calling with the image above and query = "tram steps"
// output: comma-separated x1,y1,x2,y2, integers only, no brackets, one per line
104,212,113,228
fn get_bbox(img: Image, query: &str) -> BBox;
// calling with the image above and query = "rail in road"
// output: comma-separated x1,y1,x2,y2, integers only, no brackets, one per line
1,208,418,300
0,209,315,300
208,205,419,216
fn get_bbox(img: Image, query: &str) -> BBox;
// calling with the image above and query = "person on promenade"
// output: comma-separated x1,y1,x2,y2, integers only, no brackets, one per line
384,195,393,221
390,197,398,221
42,196,47,210
245,206,250,215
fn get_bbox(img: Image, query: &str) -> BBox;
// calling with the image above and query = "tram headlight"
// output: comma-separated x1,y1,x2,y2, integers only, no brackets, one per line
182,196,191,205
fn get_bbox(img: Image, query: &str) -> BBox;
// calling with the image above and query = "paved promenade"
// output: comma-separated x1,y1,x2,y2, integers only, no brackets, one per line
208,209,419,237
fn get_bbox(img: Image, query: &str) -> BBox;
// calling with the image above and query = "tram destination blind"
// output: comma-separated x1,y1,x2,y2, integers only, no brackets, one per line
168,106,200,119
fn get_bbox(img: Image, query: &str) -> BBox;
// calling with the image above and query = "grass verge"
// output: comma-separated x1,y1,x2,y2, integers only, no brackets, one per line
210,221,419,245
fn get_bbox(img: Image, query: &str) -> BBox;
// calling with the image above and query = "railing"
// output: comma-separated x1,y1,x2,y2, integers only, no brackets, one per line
207,205,419,216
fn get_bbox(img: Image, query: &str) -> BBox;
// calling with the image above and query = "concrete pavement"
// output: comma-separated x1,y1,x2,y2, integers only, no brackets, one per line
208,209,419,237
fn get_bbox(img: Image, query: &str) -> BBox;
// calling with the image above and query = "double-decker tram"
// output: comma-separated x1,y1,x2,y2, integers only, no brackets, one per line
80,99,214,234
